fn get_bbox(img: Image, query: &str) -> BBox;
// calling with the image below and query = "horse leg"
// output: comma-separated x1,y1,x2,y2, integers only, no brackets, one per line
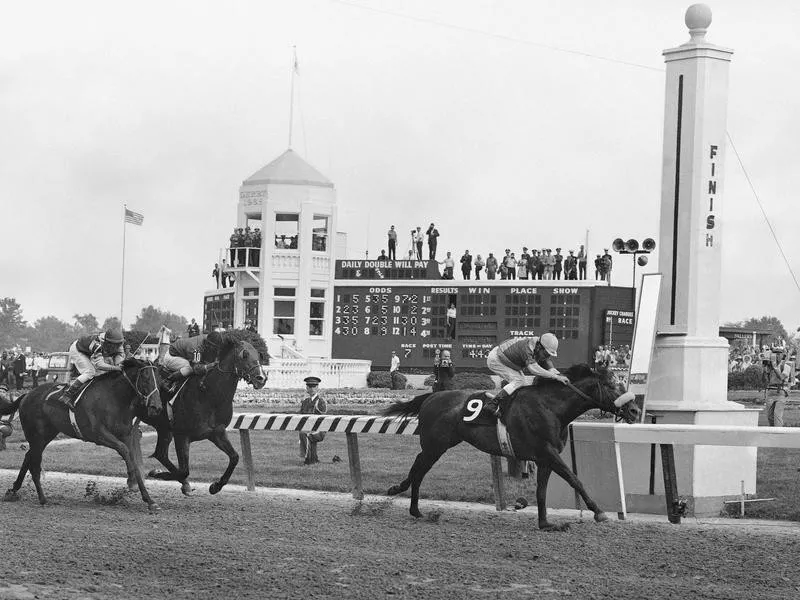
147,429,192,495
402,447,448,518
126,424,145,491
3,453,30,502
207,429,239,495
172,434,193,494
542,447,608,526
7,430,58,504
534,463,569,532
95,426,160,513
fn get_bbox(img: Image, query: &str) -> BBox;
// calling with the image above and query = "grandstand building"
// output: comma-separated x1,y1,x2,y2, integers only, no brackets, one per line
203,149,636,368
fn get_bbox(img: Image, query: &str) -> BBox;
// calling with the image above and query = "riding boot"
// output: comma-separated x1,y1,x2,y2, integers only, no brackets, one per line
58,380,85,411
484,389,509,417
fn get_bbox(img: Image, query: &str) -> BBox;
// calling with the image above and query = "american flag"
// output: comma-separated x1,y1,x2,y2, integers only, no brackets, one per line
124,208,144,226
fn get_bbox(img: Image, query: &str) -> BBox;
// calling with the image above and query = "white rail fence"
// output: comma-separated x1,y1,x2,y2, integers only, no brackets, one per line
264,359,372,389
227,415,800,523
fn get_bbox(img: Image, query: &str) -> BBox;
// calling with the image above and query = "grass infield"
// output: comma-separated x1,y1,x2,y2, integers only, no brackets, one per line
1,390,799,520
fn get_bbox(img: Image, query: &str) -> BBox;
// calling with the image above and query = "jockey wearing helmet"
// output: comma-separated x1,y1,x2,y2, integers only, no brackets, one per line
161,331,223,393
484,333,569,417
59,329,125,410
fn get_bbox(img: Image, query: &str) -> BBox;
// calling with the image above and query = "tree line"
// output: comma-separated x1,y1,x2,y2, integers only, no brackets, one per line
0,297,189,353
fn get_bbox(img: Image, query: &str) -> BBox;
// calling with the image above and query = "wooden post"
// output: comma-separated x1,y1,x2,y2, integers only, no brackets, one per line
490,455,506,511
346,432,363,500
660,443,681,524
239,430,256,492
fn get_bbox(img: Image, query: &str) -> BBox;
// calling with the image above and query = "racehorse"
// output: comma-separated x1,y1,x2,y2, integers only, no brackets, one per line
383,364,640,530
142,336,266,495
0,358,163,513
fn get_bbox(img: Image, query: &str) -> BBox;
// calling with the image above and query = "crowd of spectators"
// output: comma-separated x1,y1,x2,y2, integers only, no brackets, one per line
229,226,263,267
0,349,51,390
378,227,614,282
594,345,631,369
728,340,796,373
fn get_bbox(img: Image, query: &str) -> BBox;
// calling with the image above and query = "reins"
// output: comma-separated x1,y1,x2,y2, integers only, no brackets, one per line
565,377,619,416
120,364,160,408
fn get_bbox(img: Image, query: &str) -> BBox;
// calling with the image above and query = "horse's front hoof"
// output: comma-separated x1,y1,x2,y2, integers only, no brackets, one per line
594,511,609,523
209,482,222,495
149,503,161,514
147,469,161,478
410,507,422,518
387,485,401,496
3,489,19,502
180,482,193,496
38,497,48,506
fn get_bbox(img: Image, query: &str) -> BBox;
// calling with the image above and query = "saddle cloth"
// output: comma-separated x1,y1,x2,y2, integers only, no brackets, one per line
460,392,516,458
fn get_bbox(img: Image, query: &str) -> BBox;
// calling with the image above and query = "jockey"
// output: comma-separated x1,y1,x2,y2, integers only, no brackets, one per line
161,331,223,393
483,333,569,417
60,329,125,410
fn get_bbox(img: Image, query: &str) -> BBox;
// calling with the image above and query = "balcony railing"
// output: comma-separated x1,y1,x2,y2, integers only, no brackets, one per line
224,247,261,269
265,358,372,389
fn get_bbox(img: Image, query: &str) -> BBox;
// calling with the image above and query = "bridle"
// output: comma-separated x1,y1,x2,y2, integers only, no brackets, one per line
120,364,160,408
564,374,624,419
210,345,263,385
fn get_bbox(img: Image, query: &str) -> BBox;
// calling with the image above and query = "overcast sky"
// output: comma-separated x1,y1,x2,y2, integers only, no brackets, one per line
2,0,799,332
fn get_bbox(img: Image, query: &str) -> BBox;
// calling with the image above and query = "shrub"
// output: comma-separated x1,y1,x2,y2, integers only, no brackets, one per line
728,365,764,390
225,329,271,364
367,371,392,388
422,372,495,390
390,371,407,390
452,372,495,390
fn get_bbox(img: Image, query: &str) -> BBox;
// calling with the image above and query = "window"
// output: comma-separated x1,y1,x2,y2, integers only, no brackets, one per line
203,292,234,333
274,214,299,250
273,288,296,335
309,288,325,336
312,215,329,252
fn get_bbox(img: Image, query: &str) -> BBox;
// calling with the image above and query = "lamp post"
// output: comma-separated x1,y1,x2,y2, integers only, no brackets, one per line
611,238,656,287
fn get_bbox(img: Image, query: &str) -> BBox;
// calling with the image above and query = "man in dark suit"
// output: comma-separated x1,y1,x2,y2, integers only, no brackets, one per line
13,352,27,390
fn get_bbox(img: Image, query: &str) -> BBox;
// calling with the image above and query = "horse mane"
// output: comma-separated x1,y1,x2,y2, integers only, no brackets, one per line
216,335,239,362
533,363,596,389
121,357,148,370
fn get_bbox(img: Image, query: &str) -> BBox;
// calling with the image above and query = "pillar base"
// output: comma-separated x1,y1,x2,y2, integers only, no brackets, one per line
621,405,759,517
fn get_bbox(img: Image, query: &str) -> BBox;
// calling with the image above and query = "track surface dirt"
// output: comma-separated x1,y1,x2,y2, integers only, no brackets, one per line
2,471,800,600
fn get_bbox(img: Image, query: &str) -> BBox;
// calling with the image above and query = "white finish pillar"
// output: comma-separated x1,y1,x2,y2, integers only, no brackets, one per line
622,5,759,516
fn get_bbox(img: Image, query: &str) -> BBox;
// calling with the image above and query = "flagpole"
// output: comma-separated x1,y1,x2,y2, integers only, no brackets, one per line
288,46,296,148
121,204,127,328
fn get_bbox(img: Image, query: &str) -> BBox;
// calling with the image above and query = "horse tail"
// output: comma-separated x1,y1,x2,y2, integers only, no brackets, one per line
382,392,433,419
0,392,24,417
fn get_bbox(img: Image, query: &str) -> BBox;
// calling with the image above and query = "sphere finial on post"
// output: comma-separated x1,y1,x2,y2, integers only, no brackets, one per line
685,4,712,43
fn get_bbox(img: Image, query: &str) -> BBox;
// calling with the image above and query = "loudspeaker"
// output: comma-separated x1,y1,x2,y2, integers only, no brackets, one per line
612,238,625,252
642,238,656,251
637,255,649,267
625,238,640,252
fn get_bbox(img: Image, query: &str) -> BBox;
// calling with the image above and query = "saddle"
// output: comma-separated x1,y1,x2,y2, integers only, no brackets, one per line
460,391,514,426
460,391,517,458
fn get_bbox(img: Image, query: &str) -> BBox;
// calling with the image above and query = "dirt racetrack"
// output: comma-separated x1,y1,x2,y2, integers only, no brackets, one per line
1,471,800,600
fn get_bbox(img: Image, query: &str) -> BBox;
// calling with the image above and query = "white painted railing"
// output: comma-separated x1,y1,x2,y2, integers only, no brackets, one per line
265,358,371,389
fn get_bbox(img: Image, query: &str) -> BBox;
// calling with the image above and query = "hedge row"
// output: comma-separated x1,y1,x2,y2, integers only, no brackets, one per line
366,370,408,390
422,372,495,390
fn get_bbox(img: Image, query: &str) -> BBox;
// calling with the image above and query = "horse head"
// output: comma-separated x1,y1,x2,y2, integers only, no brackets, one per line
120,357,162,416
218,338,267,389
564,364,640,424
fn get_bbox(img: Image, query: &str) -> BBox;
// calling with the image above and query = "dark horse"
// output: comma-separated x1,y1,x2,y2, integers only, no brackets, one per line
140,337,266,495
0,358,163,513
383,364,640,530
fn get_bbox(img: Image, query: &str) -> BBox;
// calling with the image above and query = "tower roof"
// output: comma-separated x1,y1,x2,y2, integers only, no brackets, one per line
243,149,333,188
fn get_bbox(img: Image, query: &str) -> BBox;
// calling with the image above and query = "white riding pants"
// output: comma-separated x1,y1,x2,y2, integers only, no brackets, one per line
161,351,193,377
487,347,534,395
68,341,97,384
